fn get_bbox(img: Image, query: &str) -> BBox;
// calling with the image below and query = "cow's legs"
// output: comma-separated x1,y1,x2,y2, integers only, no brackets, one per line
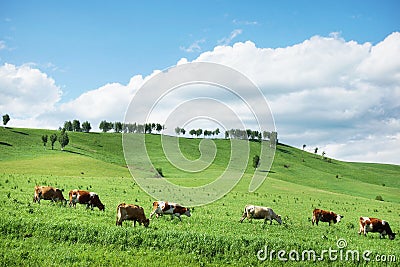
239,213,247,223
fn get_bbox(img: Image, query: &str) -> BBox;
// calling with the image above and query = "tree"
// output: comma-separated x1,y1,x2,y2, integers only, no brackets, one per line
214,128,220,136
189,129,196,137
2,114,10,126
225,131,229,139
99,120,112,132
314,147,318,154
114,121,123,133
180,128,186,135
64,121,73,131
41,134,48,148
253,155,260,169
81,121,91,133
303,144,306,150
59,128,69,150
156,123,163,133
196,128,203,137
145,123,152,134
175,127,181,135
72,120,81,132
270,131,278,148
50,133,57,150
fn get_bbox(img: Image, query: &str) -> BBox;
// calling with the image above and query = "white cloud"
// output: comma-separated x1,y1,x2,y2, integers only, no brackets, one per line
232,19,258,26
0,40,6,50
217,29,243,45
0,63,62,124
2,32,399,165
195,32,400,164
180,39,205,53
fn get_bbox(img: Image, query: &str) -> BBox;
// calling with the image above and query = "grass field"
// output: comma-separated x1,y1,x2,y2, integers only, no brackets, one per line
0,126,399,266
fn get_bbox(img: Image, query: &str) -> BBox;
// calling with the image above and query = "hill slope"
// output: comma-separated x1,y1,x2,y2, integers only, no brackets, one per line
1,126,398,203
0,127,399,266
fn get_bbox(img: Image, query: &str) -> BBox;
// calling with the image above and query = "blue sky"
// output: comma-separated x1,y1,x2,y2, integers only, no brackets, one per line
1,1,400,164
1,1,398,100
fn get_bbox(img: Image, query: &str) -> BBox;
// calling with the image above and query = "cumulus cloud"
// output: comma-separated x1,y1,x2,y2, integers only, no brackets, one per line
0,63,62,125
2,32,399,164
195,32,400,164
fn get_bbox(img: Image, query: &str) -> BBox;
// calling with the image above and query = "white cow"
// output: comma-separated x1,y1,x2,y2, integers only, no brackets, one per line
240,205,282,225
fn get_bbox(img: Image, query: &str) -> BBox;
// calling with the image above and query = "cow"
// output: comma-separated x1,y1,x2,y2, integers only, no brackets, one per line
33,186,66,205
150,201,191,221
68,189,105,211
358,217,396,240
312,208,343,226
239,205,282,225
116,203,150,227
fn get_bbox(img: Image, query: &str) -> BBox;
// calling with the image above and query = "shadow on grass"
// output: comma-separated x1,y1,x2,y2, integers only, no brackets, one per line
0,141,12,146
11,130,29,136
63,149,85,156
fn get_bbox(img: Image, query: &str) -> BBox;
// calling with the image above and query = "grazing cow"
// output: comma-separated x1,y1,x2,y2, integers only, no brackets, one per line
240,205,282,225
68,189,105,211
116,203,150,227
150,201,191,221
359,217,396,240
312,208,343,226
33,186,66,205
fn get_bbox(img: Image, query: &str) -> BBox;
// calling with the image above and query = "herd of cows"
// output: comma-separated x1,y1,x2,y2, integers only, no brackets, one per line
33,185,396,240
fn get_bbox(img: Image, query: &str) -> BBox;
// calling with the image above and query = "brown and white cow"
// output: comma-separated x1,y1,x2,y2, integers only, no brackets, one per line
359,217,396,240
312,208,343,226
150,201,191,221
116,203,150,227
68,189,105,211
33,186,66,205
240,205,282,225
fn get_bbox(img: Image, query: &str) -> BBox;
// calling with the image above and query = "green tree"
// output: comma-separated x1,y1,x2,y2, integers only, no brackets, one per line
175,127,181,135
59,128,69,150
99,120,112,132
41,134,48,148
50,133,57,150
114,121,123,133
2,114,10,126
156,123,163,133
189,129,196,137
81,121,91,133
72,120,81,132
253,155,260,169
145,123,152,134
225,131,229,139
196,128,203,137
180,128,186,135
214,128,220,136
64,121,73,131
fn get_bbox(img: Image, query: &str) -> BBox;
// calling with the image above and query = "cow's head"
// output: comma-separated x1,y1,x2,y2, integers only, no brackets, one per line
336,214,343,223
389,233,396,240
185,208,191,217
275,214,282,225
98,203,105,211
143,218,150,227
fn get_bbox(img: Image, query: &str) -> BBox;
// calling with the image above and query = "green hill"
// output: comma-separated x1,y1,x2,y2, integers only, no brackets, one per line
0,127,399,266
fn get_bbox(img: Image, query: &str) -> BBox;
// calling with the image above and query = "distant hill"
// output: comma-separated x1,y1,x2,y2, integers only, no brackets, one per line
1,126,399,203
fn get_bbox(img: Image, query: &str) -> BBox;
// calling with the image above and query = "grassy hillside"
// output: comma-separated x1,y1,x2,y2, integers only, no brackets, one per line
0,127,399,266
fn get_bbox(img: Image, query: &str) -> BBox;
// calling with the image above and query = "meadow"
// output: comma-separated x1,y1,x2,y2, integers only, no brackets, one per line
0,126,399,266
